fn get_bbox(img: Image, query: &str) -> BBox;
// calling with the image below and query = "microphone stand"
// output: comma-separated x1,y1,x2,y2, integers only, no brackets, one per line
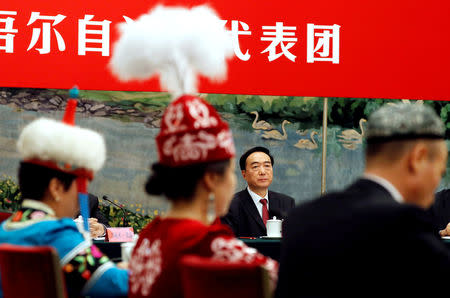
102,195,128,227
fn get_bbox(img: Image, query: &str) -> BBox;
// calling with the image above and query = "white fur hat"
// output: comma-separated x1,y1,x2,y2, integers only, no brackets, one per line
17,100,106,179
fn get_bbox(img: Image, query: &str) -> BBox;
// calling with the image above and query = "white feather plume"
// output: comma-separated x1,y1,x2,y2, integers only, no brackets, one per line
109,5,234,98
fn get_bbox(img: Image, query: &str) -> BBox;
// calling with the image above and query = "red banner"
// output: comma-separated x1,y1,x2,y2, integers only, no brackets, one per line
1,1,450,100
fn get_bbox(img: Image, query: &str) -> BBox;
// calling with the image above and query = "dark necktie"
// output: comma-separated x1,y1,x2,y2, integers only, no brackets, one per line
260,198,269,226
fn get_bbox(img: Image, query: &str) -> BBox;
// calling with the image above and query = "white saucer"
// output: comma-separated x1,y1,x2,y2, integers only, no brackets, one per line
260,236,282,239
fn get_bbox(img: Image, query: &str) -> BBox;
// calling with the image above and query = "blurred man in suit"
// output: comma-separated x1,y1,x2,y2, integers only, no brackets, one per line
221,146,295,237
428,189,450,235
276,103,450,298
75,193,109,238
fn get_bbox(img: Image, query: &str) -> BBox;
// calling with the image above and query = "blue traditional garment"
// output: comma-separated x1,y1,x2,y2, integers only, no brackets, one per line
0,199,128,297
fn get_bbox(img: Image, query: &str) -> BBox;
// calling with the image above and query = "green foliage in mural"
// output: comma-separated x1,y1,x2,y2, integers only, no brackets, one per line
57,89,172,110
237,95,265,113
207,94,324,124
207,94,238,113
207,94,450,143
327,98,450,136
51,88,450,137
436,102,450,130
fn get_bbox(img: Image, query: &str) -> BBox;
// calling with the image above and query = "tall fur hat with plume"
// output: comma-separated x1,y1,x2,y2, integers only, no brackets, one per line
110,5,236,166
17,96,106,179
17,89,106,238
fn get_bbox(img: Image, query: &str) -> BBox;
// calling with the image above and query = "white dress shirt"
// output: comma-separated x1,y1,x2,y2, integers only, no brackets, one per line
247,186,269,219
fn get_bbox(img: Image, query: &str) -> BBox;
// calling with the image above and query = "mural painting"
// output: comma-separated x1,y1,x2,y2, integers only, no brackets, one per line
1,87,449,230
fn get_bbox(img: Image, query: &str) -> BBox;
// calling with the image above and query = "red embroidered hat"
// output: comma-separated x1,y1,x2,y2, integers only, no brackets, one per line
156,95,235,167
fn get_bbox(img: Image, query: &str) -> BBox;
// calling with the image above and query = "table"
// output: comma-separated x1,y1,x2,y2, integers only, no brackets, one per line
240,238,281,261
94,240,123,262
93,238,282,262
95,238,450,263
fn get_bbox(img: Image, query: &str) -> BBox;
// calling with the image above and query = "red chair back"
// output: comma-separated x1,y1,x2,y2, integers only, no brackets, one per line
0,212,11,223
180,255,270,298
0,244,67,298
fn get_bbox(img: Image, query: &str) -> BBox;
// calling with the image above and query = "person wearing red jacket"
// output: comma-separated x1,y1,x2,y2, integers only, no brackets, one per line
128,95,278,298
109,5,278,297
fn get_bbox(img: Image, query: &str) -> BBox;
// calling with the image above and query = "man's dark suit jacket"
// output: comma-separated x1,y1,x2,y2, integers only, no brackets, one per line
75,194,109,227
275,179,450,298
221,189,295,237
428,188,450,230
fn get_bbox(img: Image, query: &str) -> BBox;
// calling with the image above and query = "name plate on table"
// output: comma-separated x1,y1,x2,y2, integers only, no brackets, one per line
106,227,134,242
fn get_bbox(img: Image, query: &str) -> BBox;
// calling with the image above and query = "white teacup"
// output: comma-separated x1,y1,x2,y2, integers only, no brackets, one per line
266,216,282,237
121,242,135,262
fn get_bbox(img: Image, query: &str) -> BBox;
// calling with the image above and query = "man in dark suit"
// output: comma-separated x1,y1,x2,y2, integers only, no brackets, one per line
87,193,110,226
221,146,295,237
75,193,109,238
276,103,450,298
428,189,450,237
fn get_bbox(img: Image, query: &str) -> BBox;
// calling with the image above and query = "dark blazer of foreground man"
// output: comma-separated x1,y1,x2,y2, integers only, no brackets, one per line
222,146,295,237
276,103,450,298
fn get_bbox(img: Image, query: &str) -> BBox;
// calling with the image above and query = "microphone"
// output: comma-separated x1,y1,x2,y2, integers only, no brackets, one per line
102,195,128,227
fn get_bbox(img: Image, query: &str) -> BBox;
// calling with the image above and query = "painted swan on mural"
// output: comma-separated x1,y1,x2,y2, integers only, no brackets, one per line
250,111,273,130
262,120,291,140
294,131,319,150
387,99,424,106
337,118,366,150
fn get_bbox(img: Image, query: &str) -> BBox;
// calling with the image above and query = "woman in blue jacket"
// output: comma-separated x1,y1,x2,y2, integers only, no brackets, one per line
0,100,128,297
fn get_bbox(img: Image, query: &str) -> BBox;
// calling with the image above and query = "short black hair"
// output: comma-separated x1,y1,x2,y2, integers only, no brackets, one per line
366,139,443,163
145,159,231,201
239,146,274,171
18,162,77,202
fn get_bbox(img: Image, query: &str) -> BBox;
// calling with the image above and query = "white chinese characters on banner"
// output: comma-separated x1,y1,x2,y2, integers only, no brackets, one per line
27,12,66,54
307,24,340,64
0,10,341,64
0,11,18,53
261,22,297,62
78,15,111,56
229,20,251,61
